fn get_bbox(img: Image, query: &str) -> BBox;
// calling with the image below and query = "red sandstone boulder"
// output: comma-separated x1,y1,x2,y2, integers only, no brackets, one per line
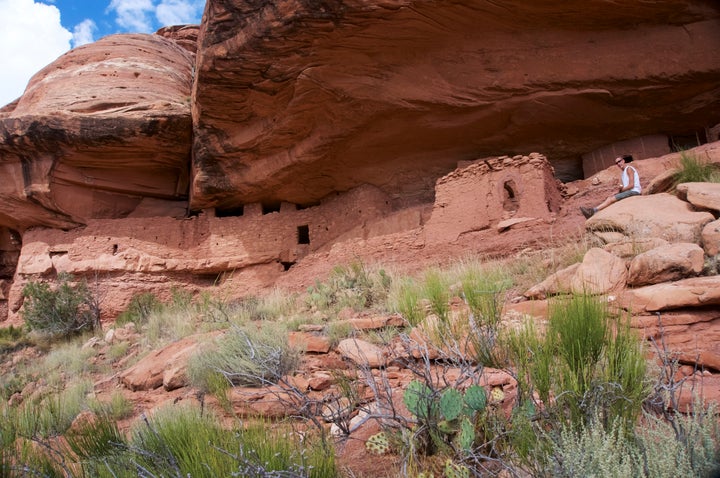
120,333,215,391
676,182,720,212
627,243,705,286
570,247,627,295
702,219,720,256
621,276,720,313
585,194,715,244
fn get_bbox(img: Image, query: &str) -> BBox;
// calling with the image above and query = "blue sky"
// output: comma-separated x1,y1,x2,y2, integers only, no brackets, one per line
0,0,205,107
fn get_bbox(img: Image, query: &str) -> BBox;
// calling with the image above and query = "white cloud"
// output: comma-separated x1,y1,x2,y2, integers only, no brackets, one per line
72,19,96,47
107,0,155,33
0,0,72,107
156,0,204,26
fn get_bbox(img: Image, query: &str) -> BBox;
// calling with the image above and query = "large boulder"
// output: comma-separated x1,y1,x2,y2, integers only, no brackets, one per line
676,182,720,212
585,193,715,243
627,243,705,286
0,34,195,231
191,0,720,209
621,276,720,313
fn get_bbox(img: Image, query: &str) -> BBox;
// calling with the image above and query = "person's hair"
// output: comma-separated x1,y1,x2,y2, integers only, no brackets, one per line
622,154,634,163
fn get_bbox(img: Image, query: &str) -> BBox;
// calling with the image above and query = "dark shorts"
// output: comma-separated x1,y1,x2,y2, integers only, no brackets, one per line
615,190,640,201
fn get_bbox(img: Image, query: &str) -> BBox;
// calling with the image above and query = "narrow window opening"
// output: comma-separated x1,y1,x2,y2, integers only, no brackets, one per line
262,202,281,215
502,180,519,212
281,261,295,271
297,225,310,245
215,205,244,217
112,244,118,255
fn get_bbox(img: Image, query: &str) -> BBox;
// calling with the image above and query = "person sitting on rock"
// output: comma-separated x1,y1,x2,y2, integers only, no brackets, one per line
581,154,641,219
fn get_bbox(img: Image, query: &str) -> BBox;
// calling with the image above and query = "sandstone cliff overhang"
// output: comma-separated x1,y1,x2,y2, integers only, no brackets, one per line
190,0,720,210
0,34,195,230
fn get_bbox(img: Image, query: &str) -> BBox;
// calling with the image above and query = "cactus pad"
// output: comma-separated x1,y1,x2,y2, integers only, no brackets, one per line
439,388,463,421
463,384,487,412
365,432,391,455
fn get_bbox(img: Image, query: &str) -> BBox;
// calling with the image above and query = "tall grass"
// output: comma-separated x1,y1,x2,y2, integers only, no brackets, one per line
187,322,300,391
673,151,720,185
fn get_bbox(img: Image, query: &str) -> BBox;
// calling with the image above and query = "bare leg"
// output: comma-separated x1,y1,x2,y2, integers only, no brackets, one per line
594,195,617,212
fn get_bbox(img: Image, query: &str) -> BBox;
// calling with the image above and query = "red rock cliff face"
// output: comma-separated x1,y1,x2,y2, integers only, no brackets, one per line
191,0,720,210
0,34,194,231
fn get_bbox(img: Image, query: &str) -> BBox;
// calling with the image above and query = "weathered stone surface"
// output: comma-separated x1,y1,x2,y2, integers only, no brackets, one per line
676,182,720,212
524,263,579,299
156,24,199,54
702,219,720,256
425,153,562,243
570,247,627,294
289,331,331,354
120,333,211,391
627,243,705,286
603,238,670,258
0,34,194,231
621,276,720,313
191,0,720,209
632,309,720,372
337,338,387,368
585,193,715,243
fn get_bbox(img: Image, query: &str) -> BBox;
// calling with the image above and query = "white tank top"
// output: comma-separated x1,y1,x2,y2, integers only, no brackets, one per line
622,165,641,193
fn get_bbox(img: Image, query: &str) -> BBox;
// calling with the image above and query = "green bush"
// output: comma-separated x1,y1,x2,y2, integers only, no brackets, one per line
187,322,300,390
21,273,99,339
388,276,424,326
305,260,392,313
116,292,161,326
673,151,720,186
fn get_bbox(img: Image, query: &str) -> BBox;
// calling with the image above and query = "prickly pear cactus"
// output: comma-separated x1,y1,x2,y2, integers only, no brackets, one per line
439,388,463,421
456,417,475,451
404,379,434,420
443,459,470,478
463,384,487,412
365,432,391,455
490,386,505,403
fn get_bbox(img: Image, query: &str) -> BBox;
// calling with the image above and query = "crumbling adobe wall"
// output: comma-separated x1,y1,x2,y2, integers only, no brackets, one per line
424,153,563,244
5,184,392,324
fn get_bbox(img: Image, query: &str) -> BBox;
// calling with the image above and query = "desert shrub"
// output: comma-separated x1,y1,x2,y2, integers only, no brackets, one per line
549,402,720,478
0,326,30,355
673,151,720,186
638,401,720,478
89,391,134,420
326,320,354,347
21,273,99,339
552,416,645,478
15,380,93,438
305,260,392,312
42,338,97,377
187,322,300,390
118,404,336,478
421,268,450,322
142,299,197,348
116,292,161,326
388,276,424,326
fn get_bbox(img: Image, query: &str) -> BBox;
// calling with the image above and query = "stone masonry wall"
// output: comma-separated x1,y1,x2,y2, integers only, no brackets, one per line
5,184,392,323
424,153,563,244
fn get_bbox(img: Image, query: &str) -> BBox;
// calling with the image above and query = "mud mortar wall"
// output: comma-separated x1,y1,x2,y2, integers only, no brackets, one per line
5,184,392,323
425,153,562,244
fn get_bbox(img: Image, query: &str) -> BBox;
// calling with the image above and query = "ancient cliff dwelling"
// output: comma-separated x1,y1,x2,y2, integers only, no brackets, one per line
1,0,719,323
